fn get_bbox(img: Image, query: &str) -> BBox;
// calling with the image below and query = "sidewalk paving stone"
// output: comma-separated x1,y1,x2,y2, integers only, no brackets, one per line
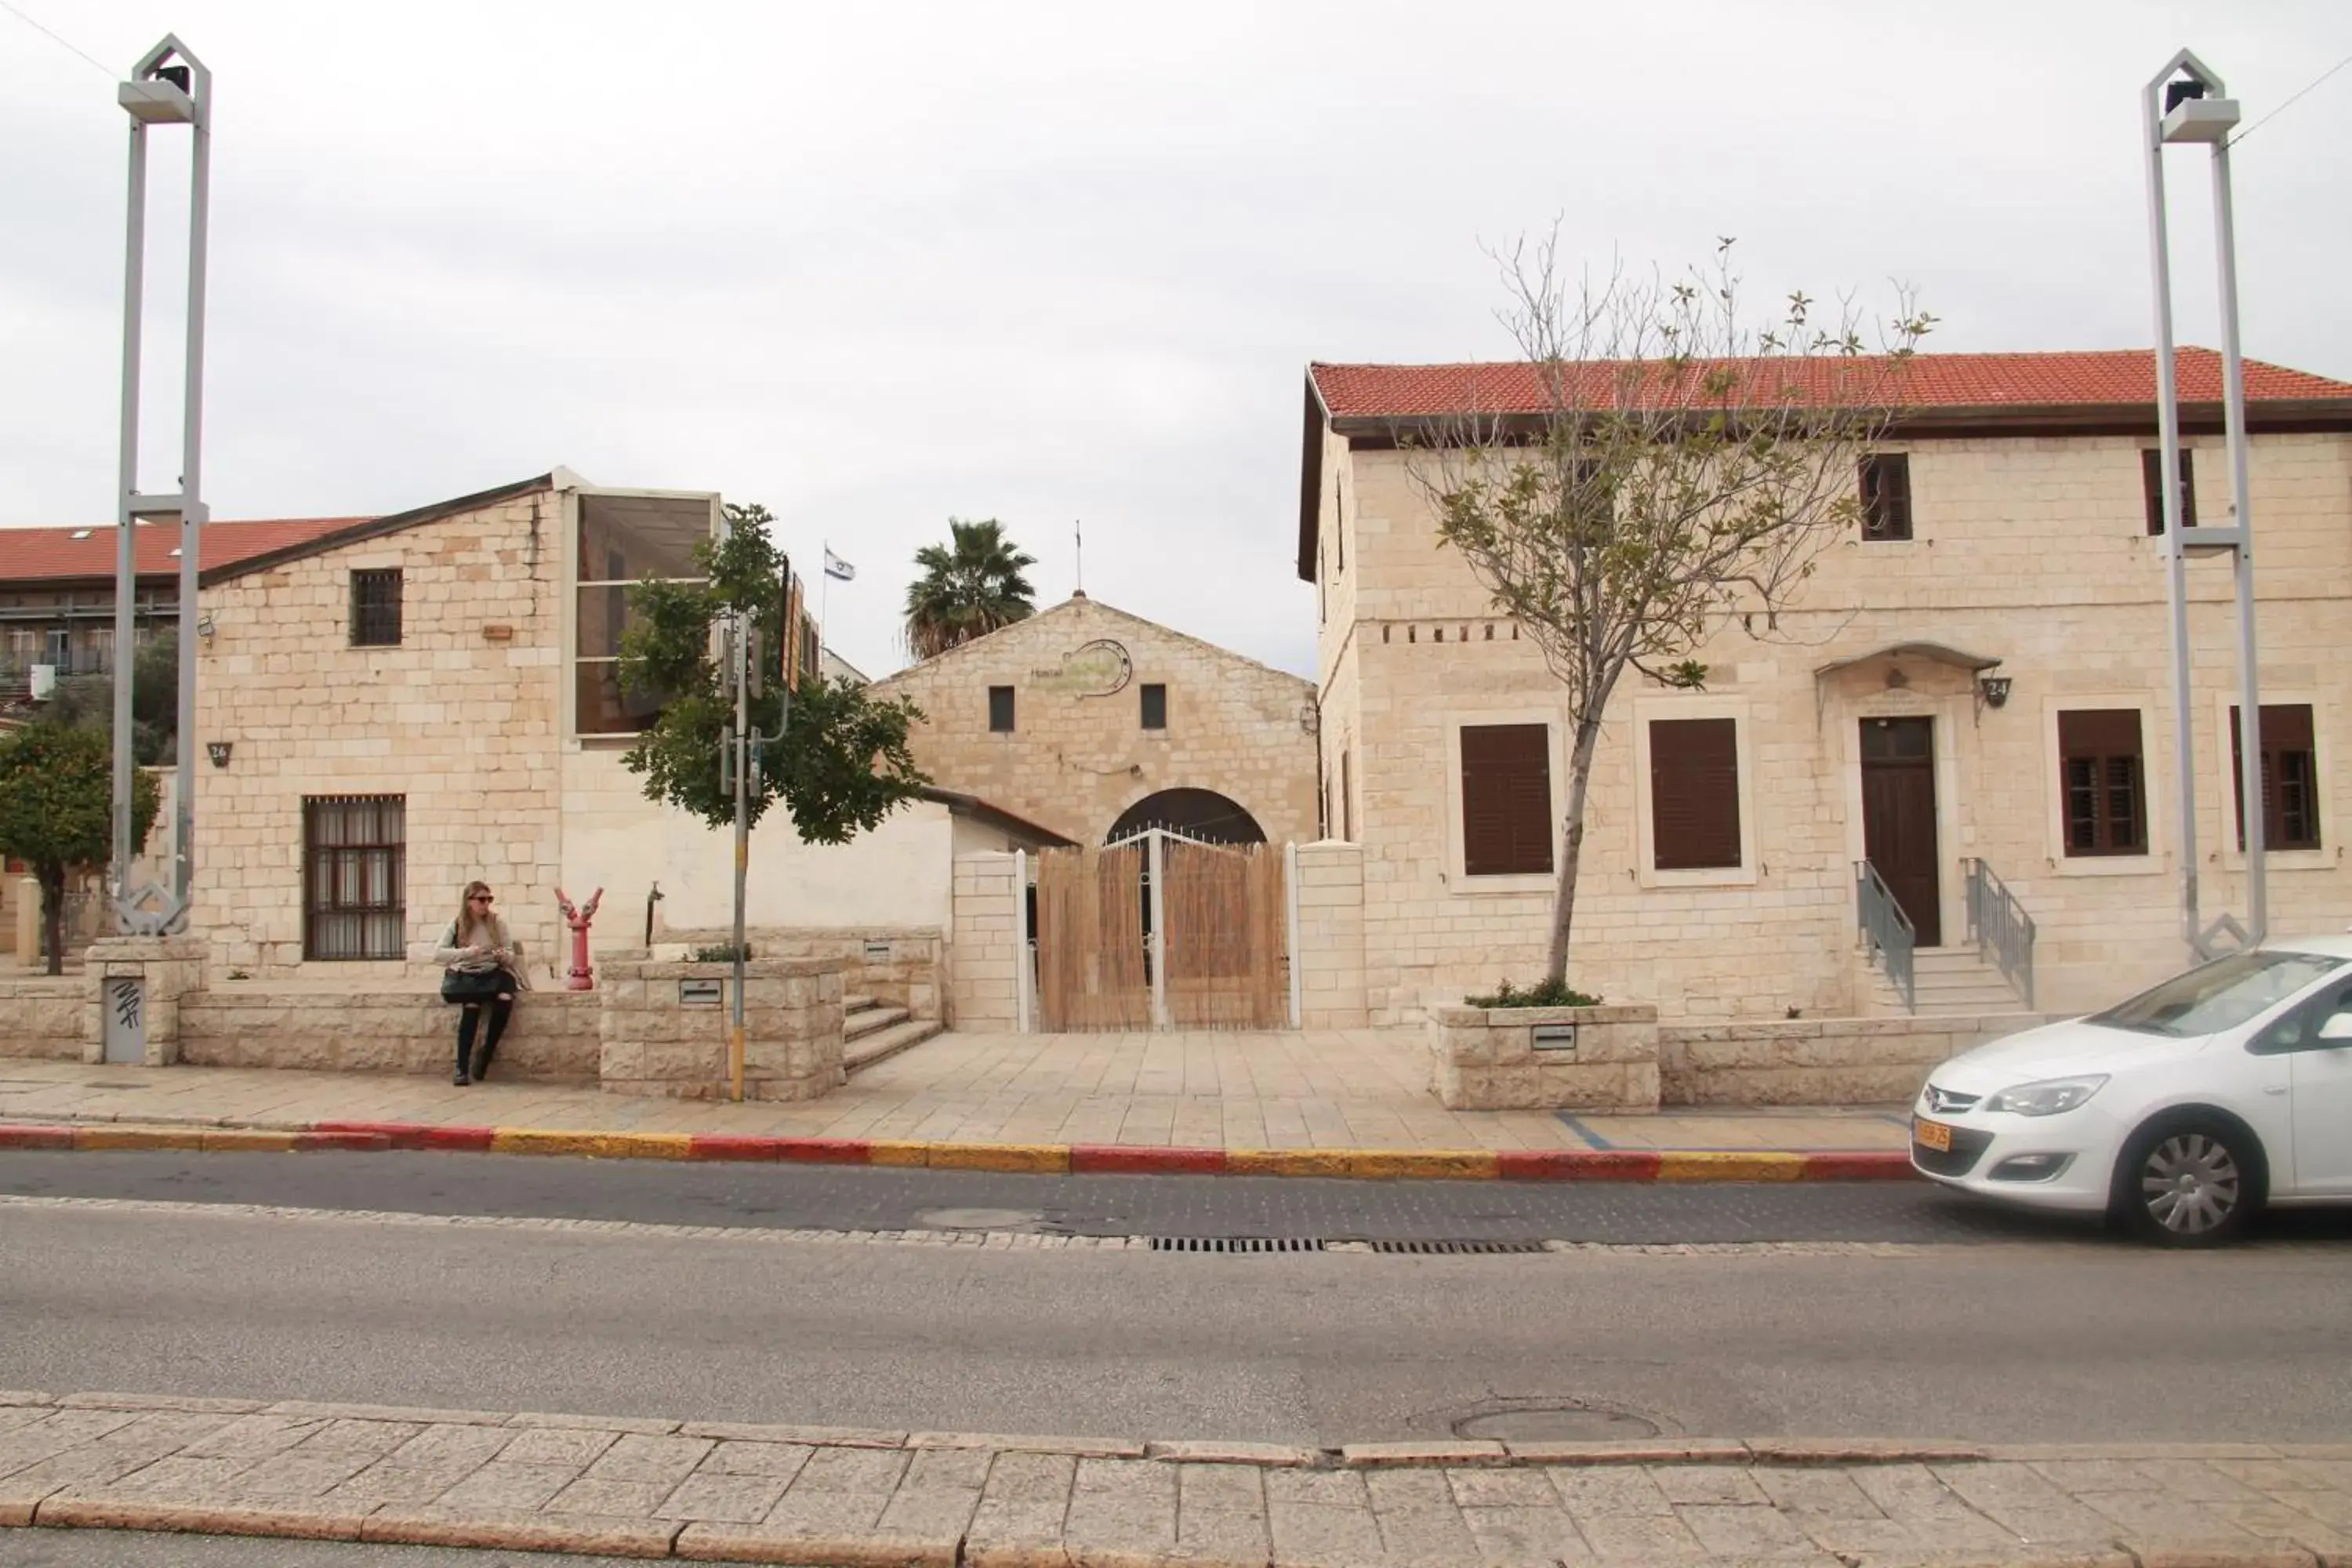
6,1391,2352,1567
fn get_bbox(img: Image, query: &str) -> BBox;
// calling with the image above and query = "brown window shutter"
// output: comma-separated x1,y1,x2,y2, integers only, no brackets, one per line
2231,703,2321,851
1460,724,1552,876
1340,750,1354,842
1650,718,1741,870
2057,708,2146,855
2142,448,2196,535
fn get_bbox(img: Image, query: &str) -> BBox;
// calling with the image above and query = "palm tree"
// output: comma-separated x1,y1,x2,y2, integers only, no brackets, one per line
903,518,1039,660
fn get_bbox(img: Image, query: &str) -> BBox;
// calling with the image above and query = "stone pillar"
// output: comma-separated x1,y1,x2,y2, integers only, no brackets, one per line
84,935,208,1066
13,878,37,966
597,956,849,1100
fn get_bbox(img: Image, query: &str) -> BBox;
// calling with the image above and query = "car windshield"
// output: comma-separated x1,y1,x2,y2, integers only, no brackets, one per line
2089,949,2347,1038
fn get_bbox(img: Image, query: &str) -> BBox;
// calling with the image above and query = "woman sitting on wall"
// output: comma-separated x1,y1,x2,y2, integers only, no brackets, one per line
435,881,522,1085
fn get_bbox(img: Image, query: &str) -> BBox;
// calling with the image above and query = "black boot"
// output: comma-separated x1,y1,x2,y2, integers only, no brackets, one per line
472,996,511,1081
455,1005,480,1085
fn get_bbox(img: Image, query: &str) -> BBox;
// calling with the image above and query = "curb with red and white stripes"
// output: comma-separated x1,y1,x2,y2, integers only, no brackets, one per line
0,1119,1918,1182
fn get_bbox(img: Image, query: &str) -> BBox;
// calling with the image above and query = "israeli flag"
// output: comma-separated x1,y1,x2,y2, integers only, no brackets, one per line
823,548,855,583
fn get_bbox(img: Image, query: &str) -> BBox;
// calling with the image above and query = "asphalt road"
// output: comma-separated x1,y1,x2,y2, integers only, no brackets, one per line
11,1149,2352,1244
4,1163,2350,1446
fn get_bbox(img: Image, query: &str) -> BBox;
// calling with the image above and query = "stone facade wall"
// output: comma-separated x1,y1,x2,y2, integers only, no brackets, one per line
949,854,1024,1031
191,489,568,978
178,986,601,1082
1316,429,2352,1025
597,958,846,1100
1429,1004,1660,1110
872,596,1318,850
0,978,85,1059
1293,842,1368,1029
1661,1013,2049,1106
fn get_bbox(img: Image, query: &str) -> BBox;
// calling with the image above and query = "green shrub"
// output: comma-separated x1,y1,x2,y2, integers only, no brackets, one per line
1466,977,1600,1009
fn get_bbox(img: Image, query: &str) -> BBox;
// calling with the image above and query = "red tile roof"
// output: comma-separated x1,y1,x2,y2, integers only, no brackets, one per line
0,517,367,585
1310,348,2352,420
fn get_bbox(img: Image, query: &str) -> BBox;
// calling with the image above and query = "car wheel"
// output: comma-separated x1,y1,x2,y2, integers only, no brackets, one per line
2112,1119,2260,1247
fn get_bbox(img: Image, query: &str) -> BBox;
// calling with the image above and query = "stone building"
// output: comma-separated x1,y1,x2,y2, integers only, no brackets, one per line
869,593,1319,850
1298,348,2352,1025
150,470,1063,1001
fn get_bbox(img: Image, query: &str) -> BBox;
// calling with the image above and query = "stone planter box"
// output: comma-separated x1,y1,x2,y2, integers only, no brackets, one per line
597,957,849,1101
1428,1002,1660,1112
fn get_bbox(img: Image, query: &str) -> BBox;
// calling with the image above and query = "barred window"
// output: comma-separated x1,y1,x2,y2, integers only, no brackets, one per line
303,796,405,960
350,568,403,647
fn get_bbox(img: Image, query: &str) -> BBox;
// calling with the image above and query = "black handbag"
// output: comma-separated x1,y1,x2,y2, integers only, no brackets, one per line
441,967,508,1004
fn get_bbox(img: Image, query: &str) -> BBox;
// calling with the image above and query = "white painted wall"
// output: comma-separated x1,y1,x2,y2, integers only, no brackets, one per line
559,748,954,937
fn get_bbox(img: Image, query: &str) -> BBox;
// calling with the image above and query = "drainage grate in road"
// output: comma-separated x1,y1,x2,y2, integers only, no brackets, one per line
1146,1236,1328,1254
1368,1239,1550,1255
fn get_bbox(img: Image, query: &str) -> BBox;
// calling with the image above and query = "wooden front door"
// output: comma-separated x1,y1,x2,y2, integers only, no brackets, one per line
1860,717,1941,946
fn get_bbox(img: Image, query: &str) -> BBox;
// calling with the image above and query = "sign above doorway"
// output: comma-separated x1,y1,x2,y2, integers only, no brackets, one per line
1029,638,1132,699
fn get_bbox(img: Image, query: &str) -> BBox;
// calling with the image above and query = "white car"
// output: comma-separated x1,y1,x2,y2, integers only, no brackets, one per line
1911,935,2352,1247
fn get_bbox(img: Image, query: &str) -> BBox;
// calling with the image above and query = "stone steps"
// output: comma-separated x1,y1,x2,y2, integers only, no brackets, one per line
844,1018,942,1074
1867,946,2027,1016
844,1000,909,1040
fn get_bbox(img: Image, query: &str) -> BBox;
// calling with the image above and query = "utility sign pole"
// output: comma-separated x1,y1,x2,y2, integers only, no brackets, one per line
111,36,211,936
717,554,794,1103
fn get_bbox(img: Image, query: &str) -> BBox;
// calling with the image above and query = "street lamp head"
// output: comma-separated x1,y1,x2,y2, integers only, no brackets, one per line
2157,66,2238,144
119,36,205,126
2163,77,2207,114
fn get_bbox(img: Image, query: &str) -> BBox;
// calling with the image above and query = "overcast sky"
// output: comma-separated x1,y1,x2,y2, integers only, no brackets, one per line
3,1,2347,681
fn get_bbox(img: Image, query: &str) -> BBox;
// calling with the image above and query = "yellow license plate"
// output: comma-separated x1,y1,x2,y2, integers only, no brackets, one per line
1913,1118,1954,1152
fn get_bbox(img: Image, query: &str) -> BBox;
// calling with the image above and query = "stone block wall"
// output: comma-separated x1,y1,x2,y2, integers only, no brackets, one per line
1293,842,1368,1029
190,488,568,978
655,926,942,1021
1315,431,2352,1025
0,978,87,1059
1428,1004,1660,1110
597,958,847,1100
870,595,1319,850
1660,1013,2049,1106
949,854,1023,1030
178,987,601,1082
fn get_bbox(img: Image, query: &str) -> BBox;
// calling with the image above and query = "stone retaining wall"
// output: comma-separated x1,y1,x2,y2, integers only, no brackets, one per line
647,926,942,1022
597,959,845,1101
178,988,603,1083
0,978,87,1060
1429,1004,1661,1110
1659,1013,2053,1105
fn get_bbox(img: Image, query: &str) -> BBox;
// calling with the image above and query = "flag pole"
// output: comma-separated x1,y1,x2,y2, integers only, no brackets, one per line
818,537,829,672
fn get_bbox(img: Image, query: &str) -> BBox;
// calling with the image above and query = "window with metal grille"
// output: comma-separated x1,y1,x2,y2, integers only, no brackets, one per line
1859,454,1912,541
2230,703,2321,851
2143,448,2196,536
988,686,1015,733
2058,710,2147,855
1460,724,1552,876
350,568,403,647
1140,683,1167,731
303,795,406,960
1649,717,1742,870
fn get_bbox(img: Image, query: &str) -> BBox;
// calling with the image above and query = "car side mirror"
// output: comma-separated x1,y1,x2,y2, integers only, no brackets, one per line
2319,1013,2352,1045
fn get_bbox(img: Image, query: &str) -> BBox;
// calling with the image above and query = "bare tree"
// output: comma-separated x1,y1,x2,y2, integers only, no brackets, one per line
1407,231,1935,993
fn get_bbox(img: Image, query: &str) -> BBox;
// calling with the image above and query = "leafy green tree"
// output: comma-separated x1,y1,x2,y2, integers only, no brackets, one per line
903,518,1037,660
46,634,176,766
1410,233,1934,989
617,503,929,840
0,724,161,973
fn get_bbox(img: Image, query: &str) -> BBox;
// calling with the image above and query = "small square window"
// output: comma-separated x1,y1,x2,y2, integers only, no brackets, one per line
988,685,1015,733
350,568,403,648
1859,455,1912,542
1141,684,1167,730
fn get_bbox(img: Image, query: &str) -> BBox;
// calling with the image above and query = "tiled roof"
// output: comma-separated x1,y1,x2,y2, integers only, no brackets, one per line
0,517,366,585
1309,348,2352,420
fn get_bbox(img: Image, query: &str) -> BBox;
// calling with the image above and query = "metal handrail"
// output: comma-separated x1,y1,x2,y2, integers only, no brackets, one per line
1855,859,1917,1013
1964,857,2037,1010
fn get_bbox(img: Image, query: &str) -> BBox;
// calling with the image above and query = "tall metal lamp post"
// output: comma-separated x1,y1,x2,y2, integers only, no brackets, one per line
111,35,212,935
2143,49,2264,960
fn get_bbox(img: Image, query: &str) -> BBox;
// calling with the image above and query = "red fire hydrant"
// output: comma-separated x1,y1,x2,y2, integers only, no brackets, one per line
554,887,604,991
